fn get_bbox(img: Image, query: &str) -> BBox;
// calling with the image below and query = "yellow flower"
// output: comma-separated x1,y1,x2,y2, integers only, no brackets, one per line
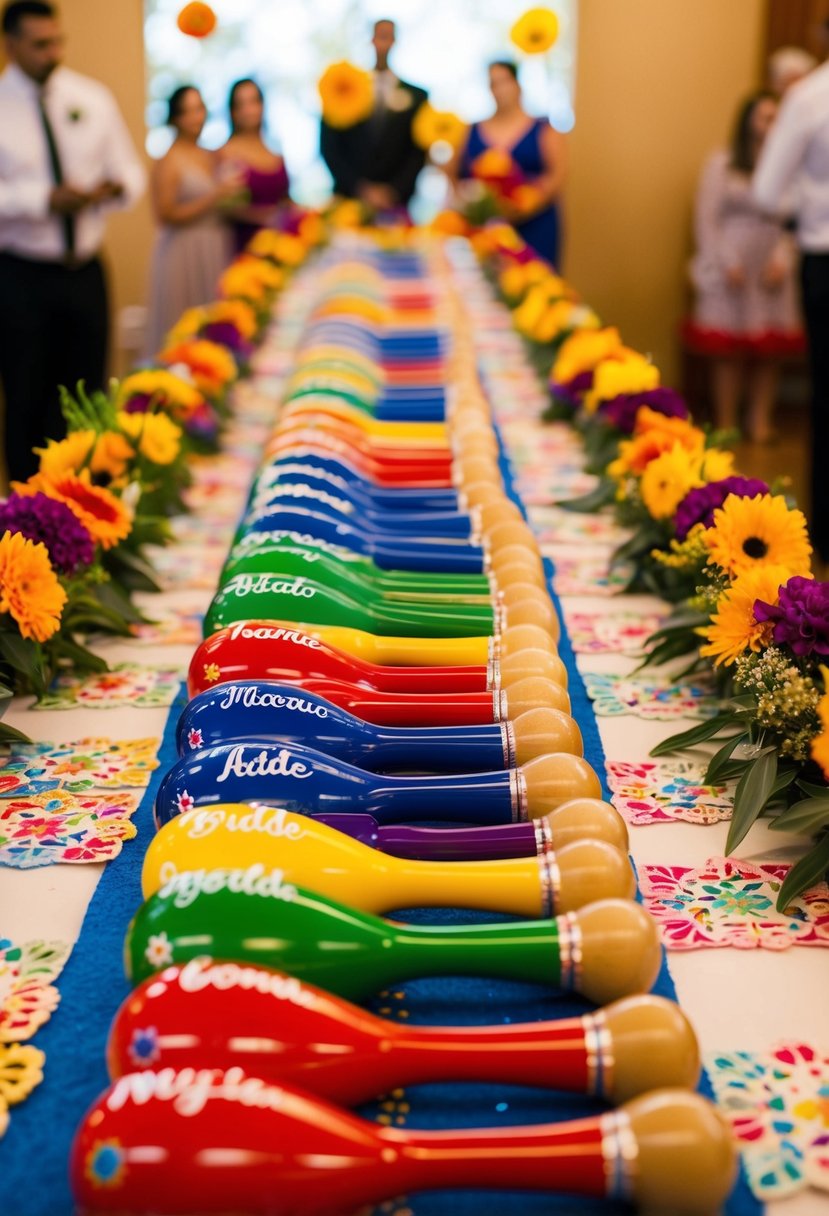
219,256,283,303
583,352,660,413
318,61,374,129
297,212,325,247
552,327,622,385
510,7,560,54
511,183,545,216
705,493,812,580
36,432,96,481
246,230,306,266
0,530,66,642
18,474,132,550
412,103,467,153
699,565,792,667
90,431,135,483
116,370,203,420
499,260,549,299
700,446,736,483
117,412,182,466
609,425,704,482
203,662,221,683
640,443,704,520
812,666,829,780
165,300,258,345
471,148,515,180
429,209,470,237
159,339,237,396
328,199,365,229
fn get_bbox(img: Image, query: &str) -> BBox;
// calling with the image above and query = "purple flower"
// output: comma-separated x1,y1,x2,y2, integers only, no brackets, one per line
754,576,829,658
599,387,689,434
674,477,770,542
202,321,253,359
550,369,594,407
121,392,152,415
0,492,94,573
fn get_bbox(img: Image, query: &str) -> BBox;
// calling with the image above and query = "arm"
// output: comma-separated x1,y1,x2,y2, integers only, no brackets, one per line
320,121,361,197
93,89,147,208
534,123,567,205
151,155,220,226
0,177,52,220
754,92,811,213
694,152,739,273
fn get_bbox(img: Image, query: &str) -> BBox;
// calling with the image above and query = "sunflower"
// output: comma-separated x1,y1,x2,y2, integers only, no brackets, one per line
699,564,792,667
90,431,135,484
584,352,660,413
640,443,703,520
117,412,182,466
36,432,96,481
0,530,67,642
18,474,132,550
318,61,374,129
412,103,466,153
812,666,829,780
510,7,560,54
705,493,812,580
551,327,623,386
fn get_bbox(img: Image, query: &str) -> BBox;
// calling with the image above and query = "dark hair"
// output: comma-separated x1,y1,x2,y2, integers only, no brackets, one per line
2,1,55,35
373,18,395,32
730,90,777,172
228,77,264,133
489,60,519,80
167,84,200,127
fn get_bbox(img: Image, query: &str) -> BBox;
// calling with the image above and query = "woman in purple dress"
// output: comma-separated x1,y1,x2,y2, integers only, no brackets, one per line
219,78,290,253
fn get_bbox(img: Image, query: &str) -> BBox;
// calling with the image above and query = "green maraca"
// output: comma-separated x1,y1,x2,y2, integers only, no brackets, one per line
126,877,660,1006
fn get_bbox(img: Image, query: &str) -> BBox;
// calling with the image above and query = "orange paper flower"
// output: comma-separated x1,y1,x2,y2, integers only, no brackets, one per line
177,3,216,38
0,530,66,642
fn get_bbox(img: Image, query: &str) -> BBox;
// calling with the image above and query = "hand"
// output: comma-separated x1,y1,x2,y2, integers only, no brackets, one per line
48,184,88,214
87,179,125,205
359,182,398,211
214,170,247,204
725,264,746,290
761,256,787,291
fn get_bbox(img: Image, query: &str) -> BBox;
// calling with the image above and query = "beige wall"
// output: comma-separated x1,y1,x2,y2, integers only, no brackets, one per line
4,1,767,384
566,0,768,383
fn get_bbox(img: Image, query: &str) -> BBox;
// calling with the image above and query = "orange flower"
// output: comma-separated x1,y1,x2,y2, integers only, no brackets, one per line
634,406,704,445
471,149,515,180
0,530,66,642
430,210,470,237
177,2,216,37
17,475,131,550
159,339,237,396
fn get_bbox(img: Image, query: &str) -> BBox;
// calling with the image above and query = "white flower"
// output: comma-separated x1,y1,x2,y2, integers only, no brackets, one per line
145,933,173,968
176,789,195,814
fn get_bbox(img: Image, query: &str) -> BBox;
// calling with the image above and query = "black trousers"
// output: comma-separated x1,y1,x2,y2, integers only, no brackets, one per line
0,251,108,483
801,253,829,562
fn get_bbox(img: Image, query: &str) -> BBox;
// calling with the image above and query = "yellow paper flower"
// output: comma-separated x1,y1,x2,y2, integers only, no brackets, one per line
0,530,66,642
552,327,622,385
159,339,237,396
318,61,374,129
705,493,813,580
812,666,829,780
583,352,660,414
510,7,560,54
19,474,132,550
117,412,182,466
413,102,466,152
640,443,704,520
36,432,96,481
699,565,792,667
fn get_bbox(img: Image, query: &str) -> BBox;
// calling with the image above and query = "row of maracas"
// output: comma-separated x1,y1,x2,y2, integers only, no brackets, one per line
70,247,737,1215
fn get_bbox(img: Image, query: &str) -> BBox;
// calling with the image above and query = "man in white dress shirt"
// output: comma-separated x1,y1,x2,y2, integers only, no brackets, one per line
0,0,145,481
755,26,829,566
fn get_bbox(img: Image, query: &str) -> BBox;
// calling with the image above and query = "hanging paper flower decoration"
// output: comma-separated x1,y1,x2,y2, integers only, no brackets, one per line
177,3,216,38
412,103,466,153
318,62,374,129
510,7,560,54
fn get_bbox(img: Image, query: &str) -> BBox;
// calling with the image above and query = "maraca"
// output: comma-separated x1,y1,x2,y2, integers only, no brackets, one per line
127,883,658,1003
313,796,629,862
109,964,698,1103
143,807,633,917
189,622,565,696
154,740,600,828
178,681,582,771
243,486,476,541
254,455,461,512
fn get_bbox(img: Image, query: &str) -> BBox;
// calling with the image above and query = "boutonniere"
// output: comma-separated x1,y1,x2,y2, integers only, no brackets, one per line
387,86,414,112
67,107,83,122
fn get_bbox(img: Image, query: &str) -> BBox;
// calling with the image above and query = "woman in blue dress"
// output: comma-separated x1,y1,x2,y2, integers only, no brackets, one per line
451,61,567,267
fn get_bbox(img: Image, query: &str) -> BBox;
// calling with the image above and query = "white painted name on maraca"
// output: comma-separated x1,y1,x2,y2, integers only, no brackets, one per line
215,745,314,783
218,683,329,718
158,862,297,907
227,622,321,649
179,805,308,841
107,1065,284,1117
254,482,354,515
223,575,316,599
232,530,355,562
176,956,315,1007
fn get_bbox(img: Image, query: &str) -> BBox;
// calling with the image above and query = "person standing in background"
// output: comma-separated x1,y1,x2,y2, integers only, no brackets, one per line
768,45,817,98
320,19,427,215
0,0,146,481
220,78,290,254
755,23,829,568
143,85,240,357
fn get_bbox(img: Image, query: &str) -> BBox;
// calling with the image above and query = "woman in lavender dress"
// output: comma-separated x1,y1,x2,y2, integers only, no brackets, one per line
219,79,290,253
686,92,804,442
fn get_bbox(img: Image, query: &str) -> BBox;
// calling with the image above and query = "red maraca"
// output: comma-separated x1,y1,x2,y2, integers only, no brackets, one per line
72,1074,736,1215
108,962,699,1104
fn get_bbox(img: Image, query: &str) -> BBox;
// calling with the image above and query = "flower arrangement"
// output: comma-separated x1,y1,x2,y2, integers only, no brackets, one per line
475,222,829,906
454,151,546,229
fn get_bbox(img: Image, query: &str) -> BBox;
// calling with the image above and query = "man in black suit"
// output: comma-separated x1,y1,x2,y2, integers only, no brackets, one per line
321,19,427,214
